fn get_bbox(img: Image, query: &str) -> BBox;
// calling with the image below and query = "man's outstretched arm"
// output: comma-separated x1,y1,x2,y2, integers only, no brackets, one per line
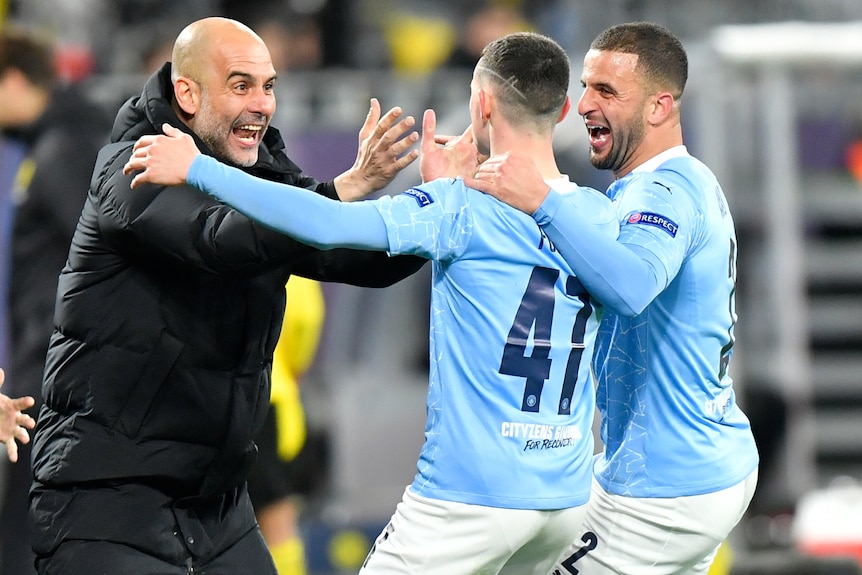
123,124,391,251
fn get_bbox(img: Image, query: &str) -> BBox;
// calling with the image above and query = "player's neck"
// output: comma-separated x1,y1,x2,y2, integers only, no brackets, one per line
492,132,562,180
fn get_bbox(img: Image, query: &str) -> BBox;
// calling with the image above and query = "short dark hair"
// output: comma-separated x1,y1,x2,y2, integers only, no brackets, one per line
0,26,57,91
591,22,687,100
476,31,569,128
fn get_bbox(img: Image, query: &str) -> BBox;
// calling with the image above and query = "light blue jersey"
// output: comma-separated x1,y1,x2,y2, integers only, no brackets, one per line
186,156,618,509
538,147,759,498
377,178,616,509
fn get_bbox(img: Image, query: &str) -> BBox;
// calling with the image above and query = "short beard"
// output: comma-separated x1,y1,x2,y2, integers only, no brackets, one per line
590,120,644,173
194,91,258,168
201,131,256,169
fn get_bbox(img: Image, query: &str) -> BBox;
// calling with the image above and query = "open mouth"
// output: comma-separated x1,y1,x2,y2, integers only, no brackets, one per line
586,123,610,149
233,124,263,146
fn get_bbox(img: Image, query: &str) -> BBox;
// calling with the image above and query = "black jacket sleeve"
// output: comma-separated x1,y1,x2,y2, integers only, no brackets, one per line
95,145,426,285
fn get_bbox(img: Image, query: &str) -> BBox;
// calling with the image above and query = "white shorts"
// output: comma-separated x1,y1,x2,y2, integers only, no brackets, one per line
550,469,758,575
359,486,588,575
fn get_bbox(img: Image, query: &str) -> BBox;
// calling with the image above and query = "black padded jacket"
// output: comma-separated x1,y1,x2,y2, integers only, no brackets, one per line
29,63,424,563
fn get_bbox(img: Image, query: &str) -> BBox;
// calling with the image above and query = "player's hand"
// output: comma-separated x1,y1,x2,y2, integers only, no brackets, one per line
419,109,486,183
464,152,550,215
334,98,419,201
123,123,201,189
0,368,36,463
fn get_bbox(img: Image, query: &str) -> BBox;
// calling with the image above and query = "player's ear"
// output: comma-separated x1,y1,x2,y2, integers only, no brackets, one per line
478,88,493,121
173,77,200,116
557,96,572,124
648,91,675,126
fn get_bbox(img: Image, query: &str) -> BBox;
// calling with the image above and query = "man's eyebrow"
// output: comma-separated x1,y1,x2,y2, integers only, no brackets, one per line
226,71,278,83
583,79,615,93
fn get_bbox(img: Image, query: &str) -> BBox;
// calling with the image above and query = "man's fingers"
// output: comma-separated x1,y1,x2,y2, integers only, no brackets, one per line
388,131,419,157
375,115,415,153
421,109,438,154
356,99,378,142
19,418,35,432
358,98,385,142
391,150,419,171
374,106,405,138
123,144,152,173
390,114,417,139
132,135,158,151
463,175,488,192
14,424,31,445
6,439,18,463
130,172,147,189
12,395,34,411
162,123,183,137
123,157,143,175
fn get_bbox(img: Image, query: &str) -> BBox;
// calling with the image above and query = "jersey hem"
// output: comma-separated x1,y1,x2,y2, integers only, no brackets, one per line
408,484,590,510
595,455,759,498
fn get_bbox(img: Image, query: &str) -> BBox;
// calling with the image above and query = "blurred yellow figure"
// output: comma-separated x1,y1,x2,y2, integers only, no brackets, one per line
272,276,325,462
250,276,326,575
383,13,456,74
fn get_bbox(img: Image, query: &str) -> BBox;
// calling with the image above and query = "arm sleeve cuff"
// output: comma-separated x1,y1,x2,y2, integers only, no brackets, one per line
532,188,564,225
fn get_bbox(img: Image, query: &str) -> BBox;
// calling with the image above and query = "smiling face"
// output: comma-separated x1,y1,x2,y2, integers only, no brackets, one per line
577,49,650,178
179,22,277,167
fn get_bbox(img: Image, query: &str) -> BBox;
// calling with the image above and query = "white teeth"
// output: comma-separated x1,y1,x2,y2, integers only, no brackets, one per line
237,125,262,131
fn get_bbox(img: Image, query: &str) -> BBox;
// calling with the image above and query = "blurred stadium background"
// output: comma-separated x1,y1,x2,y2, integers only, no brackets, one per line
3,1,862,573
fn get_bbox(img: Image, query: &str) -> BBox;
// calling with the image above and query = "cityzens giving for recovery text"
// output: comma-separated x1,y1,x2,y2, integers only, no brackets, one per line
501,422,582,451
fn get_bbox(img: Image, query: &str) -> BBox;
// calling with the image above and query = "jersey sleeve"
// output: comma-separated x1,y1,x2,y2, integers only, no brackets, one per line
371,178,473,261
611,172,695,287
187,154,390,251
534,181,669,316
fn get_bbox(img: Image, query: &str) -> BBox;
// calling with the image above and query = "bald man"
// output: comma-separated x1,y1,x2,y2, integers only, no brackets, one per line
28,17,425,575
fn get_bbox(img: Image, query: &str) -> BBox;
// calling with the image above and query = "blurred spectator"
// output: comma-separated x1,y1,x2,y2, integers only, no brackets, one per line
261,17,324,72
4,0,113,79
242,14,325,73
445,3,533,68
0,24,111,575
0,137,25,372
224,0,340,70
140,27,179,76
520,0,585,54
102,1,216,74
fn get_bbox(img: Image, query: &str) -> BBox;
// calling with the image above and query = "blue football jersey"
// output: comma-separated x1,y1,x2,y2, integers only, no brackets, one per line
186,156,619,509
591,149,759,497
374,177,618,509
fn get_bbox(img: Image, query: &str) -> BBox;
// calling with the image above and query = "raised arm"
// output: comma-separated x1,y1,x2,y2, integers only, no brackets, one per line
332,98,420,201
123,125,390,251
468,153,666,315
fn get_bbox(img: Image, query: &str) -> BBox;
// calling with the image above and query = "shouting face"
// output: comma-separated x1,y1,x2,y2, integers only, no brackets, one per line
576,49,650,178
182,23,277,167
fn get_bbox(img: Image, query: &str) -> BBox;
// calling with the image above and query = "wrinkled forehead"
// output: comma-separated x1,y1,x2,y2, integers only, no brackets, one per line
202,32,275,83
